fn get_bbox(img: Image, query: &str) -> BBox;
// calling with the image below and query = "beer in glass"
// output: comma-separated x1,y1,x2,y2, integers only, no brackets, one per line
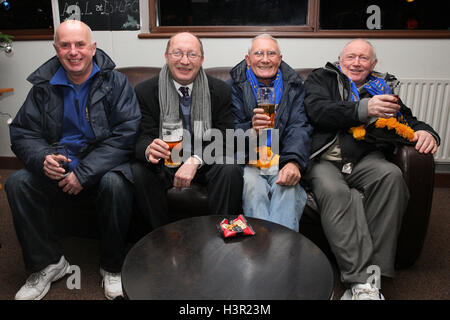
162,118,183,168
257,87,276,129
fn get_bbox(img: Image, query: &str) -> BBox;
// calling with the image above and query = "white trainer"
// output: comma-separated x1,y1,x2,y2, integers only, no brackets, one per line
15,256,70,300
341,283,385,300
100,268,124,300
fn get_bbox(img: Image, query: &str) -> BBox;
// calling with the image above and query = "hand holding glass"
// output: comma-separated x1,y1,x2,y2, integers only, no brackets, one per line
257,87,276,129
162,119,183,168
385,85,400,117
50,143,70,177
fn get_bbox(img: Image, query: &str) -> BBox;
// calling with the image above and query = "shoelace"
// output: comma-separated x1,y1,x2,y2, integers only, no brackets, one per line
103,272,121,285
352,285,381,300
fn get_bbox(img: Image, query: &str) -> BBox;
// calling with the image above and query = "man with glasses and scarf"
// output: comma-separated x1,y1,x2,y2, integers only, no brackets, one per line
229,34,312,232
132,32,243,230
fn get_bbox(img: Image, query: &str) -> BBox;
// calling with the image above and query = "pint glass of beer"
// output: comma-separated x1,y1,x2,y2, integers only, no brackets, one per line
162,118,183,168
257,87,276,129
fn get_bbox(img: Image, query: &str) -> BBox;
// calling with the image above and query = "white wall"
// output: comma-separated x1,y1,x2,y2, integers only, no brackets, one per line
1,30,449,157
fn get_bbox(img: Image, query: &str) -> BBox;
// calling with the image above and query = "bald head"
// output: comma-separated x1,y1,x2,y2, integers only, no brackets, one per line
53,20,97,84
340,39,377,63
54,20,94,45
338,38,378,86
165,32,204,57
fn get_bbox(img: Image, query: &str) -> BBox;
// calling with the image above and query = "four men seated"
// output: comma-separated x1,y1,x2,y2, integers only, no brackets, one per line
4,22,440,300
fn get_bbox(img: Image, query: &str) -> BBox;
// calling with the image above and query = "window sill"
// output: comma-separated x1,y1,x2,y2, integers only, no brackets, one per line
1,29,54,41
139,29,450,39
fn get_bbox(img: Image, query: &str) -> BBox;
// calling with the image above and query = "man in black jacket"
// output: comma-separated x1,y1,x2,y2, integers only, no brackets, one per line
132,32,243,230
5,20,141,300
304,39,439,300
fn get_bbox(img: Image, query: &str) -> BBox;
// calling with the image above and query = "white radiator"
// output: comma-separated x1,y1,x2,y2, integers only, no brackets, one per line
398,79,450,164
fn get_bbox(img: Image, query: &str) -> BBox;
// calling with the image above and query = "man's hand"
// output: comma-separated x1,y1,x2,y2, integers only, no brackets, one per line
173,156,201,189
146,138,170,164
58,172,83,195
43,154,71,180
276,162,301,186
252,108,271,133
367,94,400,118
413,130,438,154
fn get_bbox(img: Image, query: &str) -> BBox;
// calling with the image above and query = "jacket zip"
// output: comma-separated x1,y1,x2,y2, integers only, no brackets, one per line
309,64,345,160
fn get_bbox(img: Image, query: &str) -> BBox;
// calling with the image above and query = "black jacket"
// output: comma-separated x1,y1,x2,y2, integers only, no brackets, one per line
134,73,234,164
304,62,440,164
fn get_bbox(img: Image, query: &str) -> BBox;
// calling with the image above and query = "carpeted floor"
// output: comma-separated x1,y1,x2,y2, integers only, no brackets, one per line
0,169,449,300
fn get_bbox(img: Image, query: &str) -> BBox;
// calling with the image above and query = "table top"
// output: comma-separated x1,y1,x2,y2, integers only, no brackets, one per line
122,215,334,300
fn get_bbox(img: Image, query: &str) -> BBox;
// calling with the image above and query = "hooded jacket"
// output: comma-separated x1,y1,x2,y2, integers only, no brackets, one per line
304,62,440,164
9,48,141,187
229,60,312,172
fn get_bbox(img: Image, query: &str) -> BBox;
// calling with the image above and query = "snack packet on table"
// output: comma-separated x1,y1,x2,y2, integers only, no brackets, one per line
217,214,256,238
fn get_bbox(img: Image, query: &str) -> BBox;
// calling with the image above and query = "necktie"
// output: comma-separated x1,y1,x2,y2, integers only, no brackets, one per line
179,86,189,99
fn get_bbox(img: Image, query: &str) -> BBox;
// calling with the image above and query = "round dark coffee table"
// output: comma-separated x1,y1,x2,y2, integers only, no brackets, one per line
122,215,334,300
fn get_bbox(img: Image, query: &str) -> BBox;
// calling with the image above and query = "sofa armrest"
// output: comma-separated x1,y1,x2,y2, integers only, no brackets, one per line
391,145,435,269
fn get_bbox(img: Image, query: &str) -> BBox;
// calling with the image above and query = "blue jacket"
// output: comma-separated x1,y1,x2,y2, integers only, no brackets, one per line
229,60,312,172
9,49,141,187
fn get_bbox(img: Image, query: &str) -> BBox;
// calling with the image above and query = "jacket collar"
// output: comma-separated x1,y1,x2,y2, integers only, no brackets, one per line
230,59,302,86
27,48,115,86
324,61,389,83
49,62,100,86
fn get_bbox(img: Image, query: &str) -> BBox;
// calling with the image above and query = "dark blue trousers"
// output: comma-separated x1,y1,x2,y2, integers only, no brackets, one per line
5,169,134,273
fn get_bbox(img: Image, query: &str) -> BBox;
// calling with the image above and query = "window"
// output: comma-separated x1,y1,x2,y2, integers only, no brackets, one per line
0,0,54,40
320,0,449,30
140,0,450,38
159,0,308,27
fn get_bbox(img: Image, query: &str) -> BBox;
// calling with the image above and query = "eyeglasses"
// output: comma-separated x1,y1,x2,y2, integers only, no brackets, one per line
252,50,279,59
168,51,203,61
342,54,371,63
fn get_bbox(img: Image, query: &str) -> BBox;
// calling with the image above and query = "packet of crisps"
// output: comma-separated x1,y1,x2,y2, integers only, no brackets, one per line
217,214,256,238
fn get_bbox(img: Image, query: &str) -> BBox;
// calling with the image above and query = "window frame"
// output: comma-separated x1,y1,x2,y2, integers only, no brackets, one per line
139,0,450,39
0,29,53,41
3,0,449,40
0,0,54,41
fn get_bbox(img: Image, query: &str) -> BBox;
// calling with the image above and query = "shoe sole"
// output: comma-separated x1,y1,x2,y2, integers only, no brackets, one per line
34,260,71,300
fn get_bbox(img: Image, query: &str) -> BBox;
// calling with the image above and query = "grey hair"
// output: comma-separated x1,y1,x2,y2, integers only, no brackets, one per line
340,38,377,63
54,20,95,44
248,33,281,54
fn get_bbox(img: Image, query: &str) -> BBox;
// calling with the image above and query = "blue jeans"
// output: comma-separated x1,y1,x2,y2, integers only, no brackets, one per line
5,169,134,273
242,165,307,232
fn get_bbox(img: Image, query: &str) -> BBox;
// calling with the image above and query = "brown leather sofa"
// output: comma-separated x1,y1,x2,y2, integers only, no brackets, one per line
57,66,435,270
116,66,436,269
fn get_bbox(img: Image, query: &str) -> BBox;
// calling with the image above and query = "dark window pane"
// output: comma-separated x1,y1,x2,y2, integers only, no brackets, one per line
320,0,449,30
158,0,308,26
58,0,140,31
0,0,53,30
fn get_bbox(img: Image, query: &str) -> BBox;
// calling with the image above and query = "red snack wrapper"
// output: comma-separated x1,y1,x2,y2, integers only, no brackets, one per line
217,214,256,238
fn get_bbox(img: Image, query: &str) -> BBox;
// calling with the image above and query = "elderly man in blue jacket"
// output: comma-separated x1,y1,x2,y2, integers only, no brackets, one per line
5,20,141,300
229,34,312,231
